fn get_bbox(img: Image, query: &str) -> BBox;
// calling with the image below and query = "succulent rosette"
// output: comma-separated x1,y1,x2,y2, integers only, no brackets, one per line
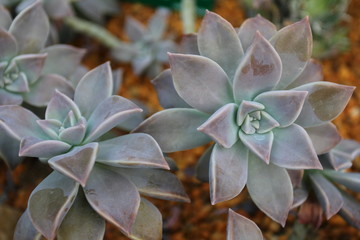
135,12,355,225
112,8,177,78
0,63,189,240
291,139,360,229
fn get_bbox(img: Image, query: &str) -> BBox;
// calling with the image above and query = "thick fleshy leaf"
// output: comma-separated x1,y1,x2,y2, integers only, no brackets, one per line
125,17,146,41
128,198,162,240
238,14,277,51
270,17,312,89
180,33,199,55
23,74,74,107
9,1,50,54
49,143,98,187
198,11,243,80
97,133,168,169
0,89,23,105
45,90,81,122
257,111,280,133
0,6,12,30
113,168,190,203
155,40,177,63
59,123,86,145
151,69,191,109
36,119,61,140
41,45,86,78
169,53,233,114
14,209,41,240
210,142,248,204
84,166,140,235
0,126,23,169
270,124,321,169
74,62,113,118
236,100,265,125
305,123,341,155
286,59,323,89
198,103,239,148
292,187,309,209
254,90,308,127
133,108,211,152
247,153,293,226
57,189,105,240
148,8,169,40
324,170,360,193
6,73,29,93
309,172,343,219
233,32,282,102
28,171,79,240
339,191,360,229
239,131,273,164
0,105,46,140
132,54,153,76
329,140,360,170
195,145,214,182
85,96,142,142
13,53,47,84
294,82,355,127
43,0,72,19
0,28,17,61
19,136,71,158
227,209,263,240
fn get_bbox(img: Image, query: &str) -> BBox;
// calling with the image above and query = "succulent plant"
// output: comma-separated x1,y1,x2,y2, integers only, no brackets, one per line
134,12,355,226
291,139,360,229
112,8,178,78
0,62,189,239
227,209,263,240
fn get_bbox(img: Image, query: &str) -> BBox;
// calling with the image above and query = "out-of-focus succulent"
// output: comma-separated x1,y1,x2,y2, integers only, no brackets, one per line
135,12,355,226
0,62,189,239
291,139,360,229
112,8,178,78
227,209,263,240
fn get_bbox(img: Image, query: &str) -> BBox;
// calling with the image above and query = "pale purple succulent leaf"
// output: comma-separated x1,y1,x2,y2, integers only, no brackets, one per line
324,170,360,193
210,142,248,204
59,123,86,145
128,198,162,240
43,0,73,19
14,209,41,240
0,89,23,106
23,74,74,107
339,191,360,229
151,69,191,109
329,140,360,170
198,11,243,80
148,8,169,40
247,152,293,226
84,96,142,142
0,6,12,30
294,82,355,127
155,40,178,62
239,131,273,164
125,17,146,41
97,133,169,169
74,0,118,23
41,45,86,78
9,1,50,54
292,187,309,209
45,90,81,122
227,209,263,240
180,33,199,55
0,28,17,61
84,166,140,235
0,126,23,169
238,14,277,51
287,169,304,188
270,17,312,89
5,72,29,93
198,103,239,148
132,54,153,76
74,62,113,118
309,172,344,219
36,119,61,140
236,100,265,125
257,111,280,134
233,32,282,102
28,171,79,240
111,68,123,95
169,53,233,114
113,168,190,203
111,43,137,62
13,53,47,84
133,108,211,152
254,90,308,127
270,124,321,169
305,123,341,155
0,105,46,140
48,143,98,187
195,145,214,182
286,59,323,89
57,190,105,240
19,136,71,158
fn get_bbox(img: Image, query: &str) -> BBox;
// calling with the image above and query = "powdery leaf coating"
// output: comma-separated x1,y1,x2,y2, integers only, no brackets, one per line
286,59,323,89
0,28,17,61
125,17,146,42
148,8,170,40
180,33,200,55
45,90,81,122
0,126,23,169
305,123,341,155
339,191,360,229
324,170,360,193
328,140,360,170
239,131,273,164
227,209,263,240
0,6,12,30
13,53,47,84
14,209,41,240
19,136,71,158
247,153,293,226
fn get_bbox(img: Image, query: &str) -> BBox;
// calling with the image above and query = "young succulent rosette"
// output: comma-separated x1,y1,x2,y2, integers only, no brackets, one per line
112,8,177,78
135,12,355,225
291,139,360,229
0,63,189,240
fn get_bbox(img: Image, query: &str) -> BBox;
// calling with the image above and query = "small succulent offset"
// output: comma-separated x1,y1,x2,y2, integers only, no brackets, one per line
291,139,360,229
135,12,355,226
112,8,177,78
0,63,189,240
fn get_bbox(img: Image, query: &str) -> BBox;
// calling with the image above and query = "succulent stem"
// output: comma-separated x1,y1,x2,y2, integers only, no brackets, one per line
181,0,196,34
